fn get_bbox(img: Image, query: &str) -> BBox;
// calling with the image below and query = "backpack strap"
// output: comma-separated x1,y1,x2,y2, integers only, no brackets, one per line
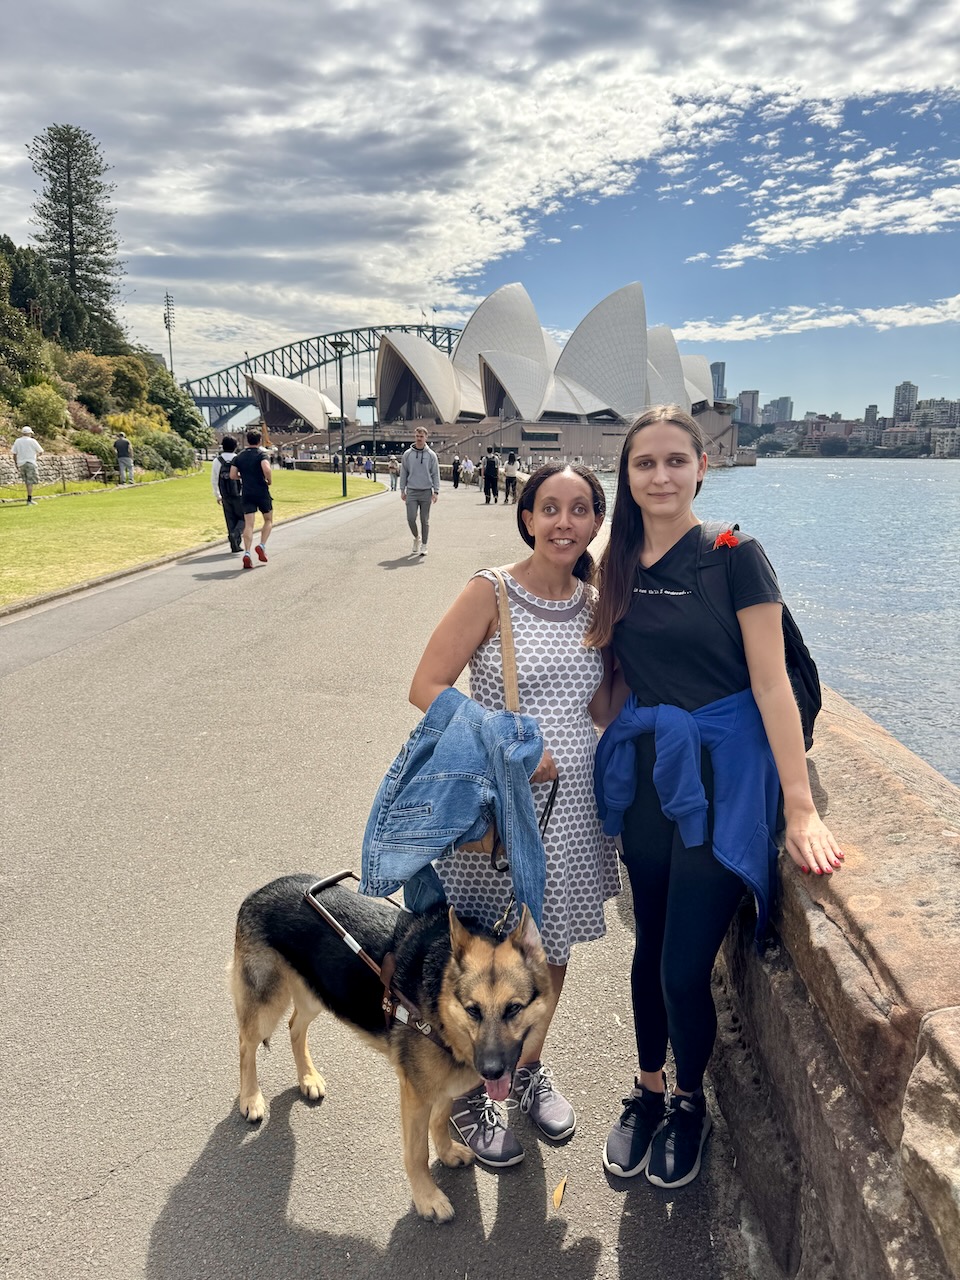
695,521,742,648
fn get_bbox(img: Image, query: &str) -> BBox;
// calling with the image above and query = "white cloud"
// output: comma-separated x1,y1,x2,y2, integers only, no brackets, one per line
674,292,960,342
0,0,958,373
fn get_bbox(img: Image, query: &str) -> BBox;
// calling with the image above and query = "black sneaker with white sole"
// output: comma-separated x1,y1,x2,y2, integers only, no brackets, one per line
602,1075,667,1177
645,1088,712,1188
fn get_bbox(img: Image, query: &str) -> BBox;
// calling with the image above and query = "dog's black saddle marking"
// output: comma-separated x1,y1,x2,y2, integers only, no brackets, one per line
304,872,450,1054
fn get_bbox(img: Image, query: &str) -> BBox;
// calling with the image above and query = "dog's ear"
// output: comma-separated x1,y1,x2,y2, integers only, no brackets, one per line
448,906,473,959
507,904,544,958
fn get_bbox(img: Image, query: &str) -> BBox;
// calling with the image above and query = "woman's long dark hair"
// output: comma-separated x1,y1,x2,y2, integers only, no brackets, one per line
516,462,606,582
586,405,706,648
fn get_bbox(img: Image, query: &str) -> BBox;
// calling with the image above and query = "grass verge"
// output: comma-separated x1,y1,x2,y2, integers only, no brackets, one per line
0,466,379,607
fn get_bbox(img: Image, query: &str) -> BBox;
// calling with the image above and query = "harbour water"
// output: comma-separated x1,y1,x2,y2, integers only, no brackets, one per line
599,458,959,785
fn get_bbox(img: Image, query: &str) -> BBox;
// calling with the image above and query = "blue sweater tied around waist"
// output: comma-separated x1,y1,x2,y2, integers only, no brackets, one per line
593,688,782,935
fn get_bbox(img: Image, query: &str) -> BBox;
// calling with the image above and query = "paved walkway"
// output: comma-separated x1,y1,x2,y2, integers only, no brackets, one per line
1,481,773,1280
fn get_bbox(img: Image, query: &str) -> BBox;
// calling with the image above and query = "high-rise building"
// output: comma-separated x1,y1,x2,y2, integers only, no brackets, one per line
774,396,793,422
893,381,918,423
737,389,759,425
864,404,878,426
710,362,727,401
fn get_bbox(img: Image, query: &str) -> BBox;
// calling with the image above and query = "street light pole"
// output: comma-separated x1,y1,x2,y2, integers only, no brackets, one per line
331,339,348,498
371,396,378,480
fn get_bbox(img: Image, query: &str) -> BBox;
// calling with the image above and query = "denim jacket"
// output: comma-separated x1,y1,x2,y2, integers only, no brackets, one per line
594,688,782,934
360,687,547,926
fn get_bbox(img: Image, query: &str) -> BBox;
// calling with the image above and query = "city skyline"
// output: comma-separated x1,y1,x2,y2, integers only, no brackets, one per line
0,2,957,417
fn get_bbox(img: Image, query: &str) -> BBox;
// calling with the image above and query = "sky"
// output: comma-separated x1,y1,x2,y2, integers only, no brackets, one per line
1,0,958,419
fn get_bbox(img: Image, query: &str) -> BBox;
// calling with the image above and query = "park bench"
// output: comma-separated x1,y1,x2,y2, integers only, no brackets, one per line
83,453,117,484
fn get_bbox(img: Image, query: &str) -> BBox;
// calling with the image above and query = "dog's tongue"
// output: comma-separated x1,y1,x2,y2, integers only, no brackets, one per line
484,1073,512,1102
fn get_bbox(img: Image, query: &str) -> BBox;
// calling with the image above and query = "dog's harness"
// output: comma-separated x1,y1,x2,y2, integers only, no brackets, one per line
303,784,558,1052
303,871,449,1052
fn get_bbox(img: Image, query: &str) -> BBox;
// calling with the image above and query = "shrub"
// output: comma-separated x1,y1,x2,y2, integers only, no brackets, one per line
67,400,102,433
133,441,171,475
139,428,195,470
17,382,68,437
111,356,150,410
70,429,115,466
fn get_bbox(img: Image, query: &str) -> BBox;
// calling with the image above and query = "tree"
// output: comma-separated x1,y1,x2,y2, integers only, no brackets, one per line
756,436,786,455
27,124,123,353
147,364,215,450
818,435,849,457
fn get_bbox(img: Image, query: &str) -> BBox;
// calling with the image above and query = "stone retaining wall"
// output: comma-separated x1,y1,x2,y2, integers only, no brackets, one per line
711,687,960,1279
1,449,107,488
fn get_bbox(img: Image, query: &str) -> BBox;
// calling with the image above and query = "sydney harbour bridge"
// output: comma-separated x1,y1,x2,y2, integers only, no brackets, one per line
182,324,460,432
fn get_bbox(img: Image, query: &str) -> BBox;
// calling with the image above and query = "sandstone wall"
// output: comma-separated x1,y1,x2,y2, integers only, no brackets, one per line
711,687,960,1279
1,449,106,488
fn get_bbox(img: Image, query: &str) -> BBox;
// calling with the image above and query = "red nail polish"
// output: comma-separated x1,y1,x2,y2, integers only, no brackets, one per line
814,868,823,876
801,866,810,875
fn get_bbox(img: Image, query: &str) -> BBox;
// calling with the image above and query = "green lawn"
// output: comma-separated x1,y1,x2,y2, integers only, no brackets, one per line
0,466,380,607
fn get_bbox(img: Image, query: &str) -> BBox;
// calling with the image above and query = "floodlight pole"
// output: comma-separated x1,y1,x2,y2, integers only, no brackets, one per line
163,292,175,379
331,339,348,498
371,396,378,479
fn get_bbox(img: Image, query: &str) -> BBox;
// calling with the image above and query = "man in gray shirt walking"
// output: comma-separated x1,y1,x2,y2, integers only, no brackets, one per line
399,427,440,557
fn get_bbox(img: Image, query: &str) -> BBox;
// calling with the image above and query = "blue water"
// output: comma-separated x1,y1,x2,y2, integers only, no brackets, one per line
600,459,959,784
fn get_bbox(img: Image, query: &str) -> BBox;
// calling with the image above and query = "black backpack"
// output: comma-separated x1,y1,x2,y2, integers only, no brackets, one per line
696,522,821,750
484,455,498,481
218,453,242,501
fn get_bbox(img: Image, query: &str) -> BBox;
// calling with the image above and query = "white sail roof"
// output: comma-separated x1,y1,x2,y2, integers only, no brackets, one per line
555,283,648,417
646,326,690,413
245,372,338,430
377,331,462,424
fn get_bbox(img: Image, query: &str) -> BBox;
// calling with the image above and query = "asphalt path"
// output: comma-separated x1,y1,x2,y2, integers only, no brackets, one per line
1,480,774,1280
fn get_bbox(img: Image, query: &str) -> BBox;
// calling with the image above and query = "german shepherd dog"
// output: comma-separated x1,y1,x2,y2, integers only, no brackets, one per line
230,874,553,1222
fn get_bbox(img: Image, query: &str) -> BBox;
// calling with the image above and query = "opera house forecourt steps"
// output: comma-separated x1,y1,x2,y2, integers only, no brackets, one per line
709,686,960,1280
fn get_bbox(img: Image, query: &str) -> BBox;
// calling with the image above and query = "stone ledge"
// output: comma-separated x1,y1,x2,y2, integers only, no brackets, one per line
712,687,960,1279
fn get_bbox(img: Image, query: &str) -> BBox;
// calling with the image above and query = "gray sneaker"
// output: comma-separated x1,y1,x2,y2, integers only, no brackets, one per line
450,1088,524,1168
514,1062,576,1140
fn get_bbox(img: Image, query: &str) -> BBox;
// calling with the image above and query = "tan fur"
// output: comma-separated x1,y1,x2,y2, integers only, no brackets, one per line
229,905,551,1222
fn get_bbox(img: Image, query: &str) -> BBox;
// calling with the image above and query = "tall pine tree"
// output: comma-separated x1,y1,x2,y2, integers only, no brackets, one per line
27,124,125,353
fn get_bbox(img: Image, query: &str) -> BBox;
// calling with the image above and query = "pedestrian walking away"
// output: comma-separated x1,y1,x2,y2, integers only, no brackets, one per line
588,405,843,1191
504,452,519,504
399,427,439,557
230,429,274,569
483,447,499,504
212,435,245,552
407,462,624,1168
114,431,135,485
364,456,374,480
11,425,43,505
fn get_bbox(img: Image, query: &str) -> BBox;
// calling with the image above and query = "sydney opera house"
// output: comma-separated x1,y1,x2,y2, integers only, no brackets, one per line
245,282,736,464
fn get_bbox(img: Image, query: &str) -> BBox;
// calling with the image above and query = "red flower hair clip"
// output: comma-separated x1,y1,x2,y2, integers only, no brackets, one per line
713,529,739,549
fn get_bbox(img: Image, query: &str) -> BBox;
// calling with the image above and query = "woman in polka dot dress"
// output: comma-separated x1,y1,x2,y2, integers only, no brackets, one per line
409,463,625,1169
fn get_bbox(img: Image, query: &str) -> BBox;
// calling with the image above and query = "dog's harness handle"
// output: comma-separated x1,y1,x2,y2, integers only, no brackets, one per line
303,872,449,1053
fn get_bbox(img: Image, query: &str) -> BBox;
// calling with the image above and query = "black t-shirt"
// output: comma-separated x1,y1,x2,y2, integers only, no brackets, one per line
114,437,132,458
232,447,269,496
612,525,782,712
484,455,498,480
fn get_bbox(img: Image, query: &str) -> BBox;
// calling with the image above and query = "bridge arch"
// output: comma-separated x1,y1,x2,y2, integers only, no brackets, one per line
182,325,460,430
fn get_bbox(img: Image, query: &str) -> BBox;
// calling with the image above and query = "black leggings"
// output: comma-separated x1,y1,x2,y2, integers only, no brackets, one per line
619,737,746,1093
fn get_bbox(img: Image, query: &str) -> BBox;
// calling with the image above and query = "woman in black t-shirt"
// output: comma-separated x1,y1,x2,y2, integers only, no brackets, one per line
586,405,843,1191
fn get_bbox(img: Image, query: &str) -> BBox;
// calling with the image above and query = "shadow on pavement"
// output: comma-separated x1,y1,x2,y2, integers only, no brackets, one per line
377,557,425,571
147,1090,603,1280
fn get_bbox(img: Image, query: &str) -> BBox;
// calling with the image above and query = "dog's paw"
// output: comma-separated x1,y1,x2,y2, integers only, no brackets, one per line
298,1071,326,1102
439,1141,473,1168
414,1186,456,1223
239,1092,266,1122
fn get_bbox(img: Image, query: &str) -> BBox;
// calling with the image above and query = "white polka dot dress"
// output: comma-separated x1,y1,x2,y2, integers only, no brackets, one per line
435,570,621,965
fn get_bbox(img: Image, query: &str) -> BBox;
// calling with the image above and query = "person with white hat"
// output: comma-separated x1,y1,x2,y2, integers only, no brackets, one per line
11,426,44,506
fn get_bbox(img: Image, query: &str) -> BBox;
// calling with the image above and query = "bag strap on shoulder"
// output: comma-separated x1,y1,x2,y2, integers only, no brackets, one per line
488,568,519,712
695,522,742,647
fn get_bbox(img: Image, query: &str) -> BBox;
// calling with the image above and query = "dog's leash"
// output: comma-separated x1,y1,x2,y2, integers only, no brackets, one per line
491,777,559,937
303,871,449,1052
